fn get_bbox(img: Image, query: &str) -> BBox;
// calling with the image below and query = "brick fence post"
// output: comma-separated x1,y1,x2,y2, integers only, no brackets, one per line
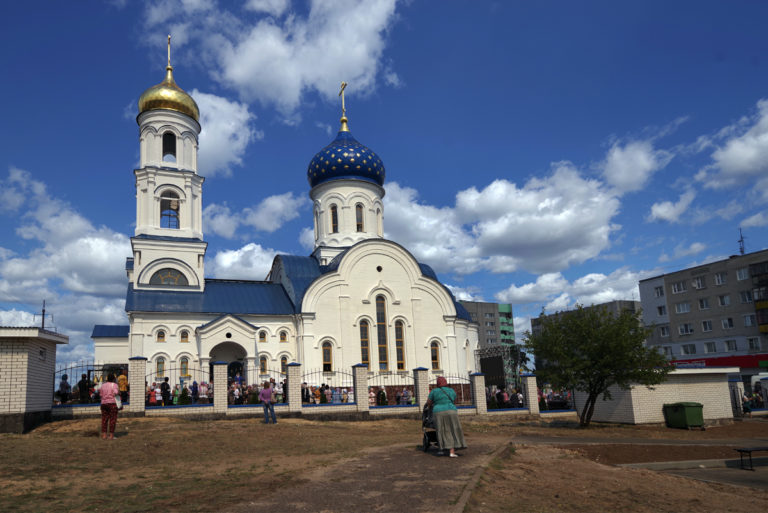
470,372,487,414
127,357,147,414
287,362,302,412
212,362,227,414
352,364,369,412
413,367,429,412
522,374,539,415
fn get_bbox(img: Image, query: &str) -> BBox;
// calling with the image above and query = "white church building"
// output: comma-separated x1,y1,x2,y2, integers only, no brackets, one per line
93,46,479,385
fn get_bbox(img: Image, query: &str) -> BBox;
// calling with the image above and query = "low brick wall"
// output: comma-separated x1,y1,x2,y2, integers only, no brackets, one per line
573,367,739,425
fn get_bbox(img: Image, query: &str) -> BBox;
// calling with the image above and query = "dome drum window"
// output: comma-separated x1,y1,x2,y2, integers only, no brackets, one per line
330,205,339,233
355,204,364,232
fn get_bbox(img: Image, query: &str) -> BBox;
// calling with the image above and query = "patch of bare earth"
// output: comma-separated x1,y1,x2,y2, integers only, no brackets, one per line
466,445,768,513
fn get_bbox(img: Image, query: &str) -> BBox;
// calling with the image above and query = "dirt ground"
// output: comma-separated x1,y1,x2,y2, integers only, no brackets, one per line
1,415,766,512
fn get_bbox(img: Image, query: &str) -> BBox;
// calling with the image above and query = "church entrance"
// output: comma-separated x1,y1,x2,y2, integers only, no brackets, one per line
209,341,248,385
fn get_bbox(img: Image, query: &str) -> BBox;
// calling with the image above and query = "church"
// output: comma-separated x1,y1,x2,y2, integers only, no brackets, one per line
93,42,479,385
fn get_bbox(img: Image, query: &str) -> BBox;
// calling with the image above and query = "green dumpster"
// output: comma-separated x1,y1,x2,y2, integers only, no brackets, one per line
663,402,704,429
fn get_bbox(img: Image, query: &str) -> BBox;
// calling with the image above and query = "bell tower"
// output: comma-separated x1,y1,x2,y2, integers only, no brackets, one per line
127,36,207,291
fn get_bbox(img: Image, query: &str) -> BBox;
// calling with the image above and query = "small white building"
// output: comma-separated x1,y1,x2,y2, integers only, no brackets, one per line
93,49,479,385
0,327,68,432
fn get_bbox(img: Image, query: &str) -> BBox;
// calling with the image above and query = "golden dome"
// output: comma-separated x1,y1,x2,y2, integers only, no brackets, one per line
138,65,199,122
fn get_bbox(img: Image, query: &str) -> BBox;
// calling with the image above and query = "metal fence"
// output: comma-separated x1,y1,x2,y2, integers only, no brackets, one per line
54,361,128,405
537,377,575,411
429,374,473,407
368,372,416,406
146,367,212,406
301,368,355,405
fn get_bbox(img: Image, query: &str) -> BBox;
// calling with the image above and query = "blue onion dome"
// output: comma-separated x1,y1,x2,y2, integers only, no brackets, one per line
307,116,385,188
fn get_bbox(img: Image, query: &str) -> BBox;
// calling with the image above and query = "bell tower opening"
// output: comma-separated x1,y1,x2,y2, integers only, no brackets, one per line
162,132,177,162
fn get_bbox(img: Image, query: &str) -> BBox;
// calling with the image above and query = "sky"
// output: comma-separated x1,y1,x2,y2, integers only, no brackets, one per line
1,1,768,363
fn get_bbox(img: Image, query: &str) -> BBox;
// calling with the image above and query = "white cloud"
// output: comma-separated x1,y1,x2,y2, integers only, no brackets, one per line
299,226,315,250
192,90,258,177
600,140,673,193
0,308,35,326
658,242,706,263
245,0,290,16
495,267,645,311
144,0,401,117
203,192,307,238
244,192,307,232
208,243,278,280
445,284,484,302
742,211,768,228
699,99,768,189
647,190,696,223
385,160,621,276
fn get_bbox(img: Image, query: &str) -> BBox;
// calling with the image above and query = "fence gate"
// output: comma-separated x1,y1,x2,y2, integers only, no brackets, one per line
368,372,416,406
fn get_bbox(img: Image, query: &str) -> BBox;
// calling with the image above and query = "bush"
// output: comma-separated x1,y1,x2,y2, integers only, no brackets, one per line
178,387,191,405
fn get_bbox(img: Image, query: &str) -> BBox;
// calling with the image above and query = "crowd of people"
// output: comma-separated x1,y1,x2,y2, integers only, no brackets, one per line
742,383,765,417
301,382,354,404
56,370,129,405
485,385,525,409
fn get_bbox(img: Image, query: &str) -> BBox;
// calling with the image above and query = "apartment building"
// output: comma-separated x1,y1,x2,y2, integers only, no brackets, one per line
639,249,768,382
459,301,515,349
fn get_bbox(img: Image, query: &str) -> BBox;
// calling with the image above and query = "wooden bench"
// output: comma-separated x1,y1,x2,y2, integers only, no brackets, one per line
735,446,768,470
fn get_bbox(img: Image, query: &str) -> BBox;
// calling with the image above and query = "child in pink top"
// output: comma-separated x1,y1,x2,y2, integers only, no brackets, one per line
100,374,120,440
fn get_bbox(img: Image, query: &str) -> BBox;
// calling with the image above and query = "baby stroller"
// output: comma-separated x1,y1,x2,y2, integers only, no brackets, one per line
422,404,438,452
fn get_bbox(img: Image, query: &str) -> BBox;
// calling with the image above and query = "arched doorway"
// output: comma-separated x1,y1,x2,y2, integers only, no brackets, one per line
209,341,248,384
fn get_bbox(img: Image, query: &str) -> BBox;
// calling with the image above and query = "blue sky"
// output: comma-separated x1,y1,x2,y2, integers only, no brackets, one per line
2,1,768,362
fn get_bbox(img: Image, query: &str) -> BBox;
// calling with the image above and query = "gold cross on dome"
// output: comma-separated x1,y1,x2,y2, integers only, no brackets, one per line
167,35,172,68
339,81,347,117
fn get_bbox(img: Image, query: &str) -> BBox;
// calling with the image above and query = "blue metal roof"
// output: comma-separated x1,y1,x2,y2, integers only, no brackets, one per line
269,255,325,311
125,279,295,315
198,314,259,331
125,257,134,271
132,234,205,243
92,325,130,338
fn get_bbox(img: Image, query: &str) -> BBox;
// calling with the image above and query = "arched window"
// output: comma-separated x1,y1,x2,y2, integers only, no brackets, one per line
395,321,405,371
281,356,288,374
430,342,440,370
162,132,176,162
150,268,189,286
376,295,388,371
180,330,189,343
322,342,333,372
330,204,338,233
157,330,166,342
160,191,180,229
259,331,267,343
355,204,364,232
279,331,287,343
359,320,370,366
180,357,189,377
259,356,267,373
156,357,165,377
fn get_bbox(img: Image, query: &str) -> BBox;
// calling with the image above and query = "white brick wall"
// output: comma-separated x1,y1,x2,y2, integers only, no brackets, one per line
573,368,738,424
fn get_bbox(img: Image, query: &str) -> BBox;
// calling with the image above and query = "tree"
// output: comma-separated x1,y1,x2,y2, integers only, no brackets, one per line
524,304,671,427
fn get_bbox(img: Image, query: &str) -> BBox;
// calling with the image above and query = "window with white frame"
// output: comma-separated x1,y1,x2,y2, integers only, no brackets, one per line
704,342,717,354
484,312,494,318
737,267,749,281
745,314,757,327
702,320,712,332
721,318,734,329
654,286,664,297
485,321,495,327
681,343,696,355
699,297,710,310
740,290,753,304
725,339,737,351
675,302,691,314
715,272,727,285
657,305,667,316
679,323,694,335
486,330,495,336
717,294,730,307
748,337,762,351
671,281,687,294
692,276,706,289
660,326,670,337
